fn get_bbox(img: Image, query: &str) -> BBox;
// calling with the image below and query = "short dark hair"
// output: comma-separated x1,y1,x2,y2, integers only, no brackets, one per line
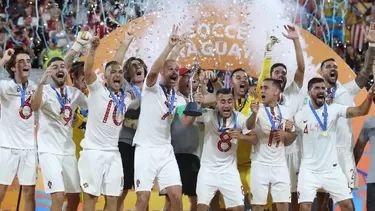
230,68,246,78
69,61,84,81
216,88,233,96
308,77,325,91
263,78,282,91
270,63,287,76
320,58,335,69
105,61,121,72
123,57,148,82
47,57,64,67
5,45,33,79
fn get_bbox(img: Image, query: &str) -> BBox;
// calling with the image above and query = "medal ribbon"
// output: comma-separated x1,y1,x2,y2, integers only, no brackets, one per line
159,83,176,115
264,105,283,131
50,85,68,113
217,112,237,133
309,101,327,132
13,79,28,108
107,87,126,116
236,93,248,112
130,83,141,98
326,85,337,99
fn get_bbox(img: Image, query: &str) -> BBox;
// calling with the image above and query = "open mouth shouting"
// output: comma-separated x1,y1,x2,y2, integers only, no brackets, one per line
136,69,143,76
261,94,266,101
56,71,65,79
113,78,121,86
316,93,325,104
329,69,337,81
169,75,178,84
239,83,246,93
222,108,231,117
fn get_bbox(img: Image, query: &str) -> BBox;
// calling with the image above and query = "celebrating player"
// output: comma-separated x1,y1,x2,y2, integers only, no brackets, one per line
315,23,375,210
132,25,197,211
247,78,296,211
0,46,37,211
78,36,132,211
195,88,254,211
295,77,375,211
31,57,87,211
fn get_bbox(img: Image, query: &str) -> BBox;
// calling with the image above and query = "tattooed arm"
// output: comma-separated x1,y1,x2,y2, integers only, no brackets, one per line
346,84,375,118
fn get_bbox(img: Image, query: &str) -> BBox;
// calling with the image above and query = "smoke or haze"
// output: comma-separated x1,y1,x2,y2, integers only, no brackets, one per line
125,0,320,88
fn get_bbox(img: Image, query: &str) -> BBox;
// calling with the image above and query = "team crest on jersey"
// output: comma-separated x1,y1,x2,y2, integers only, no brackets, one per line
83,183,89,188
136,179,140,188
47,181,52,189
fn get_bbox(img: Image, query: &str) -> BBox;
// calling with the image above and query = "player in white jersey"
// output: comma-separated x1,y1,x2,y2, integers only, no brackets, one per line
195,88,253,211
247,78,296,211
315,24,375,210
30,57,87,210
132,25,197,211
0,46,37,210
295,77,375,211
78,36,133,211
268,25,305,211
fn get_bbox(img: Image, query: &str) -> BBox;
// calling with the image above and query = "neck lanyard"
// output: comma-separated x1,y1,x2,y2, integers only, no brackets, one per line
309,101,328,137
50,85,68,118
326,85,338,99
106,87,126,119
235,93,248,112
159,82,176,115
217,112,237,133
130,83,142,98
263,104,283,131
13,79,28,111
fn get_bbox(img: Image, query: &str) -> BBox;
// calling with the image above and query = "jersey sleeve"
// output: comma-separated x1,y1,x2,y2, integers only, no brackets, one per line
75,90,88,109
283,81,301,97
335,104,350,118
143,75,160,93
196,109,213,123
342,79,362,97
126,97,140,110
87,77,103,93
237,112,250,134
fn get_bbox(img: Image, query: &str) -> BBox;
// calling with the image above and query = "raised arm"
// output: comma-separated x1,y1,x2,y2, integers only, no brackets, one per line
180,92,203,127
84,36,100,85
282,25,305,88
64,31,92,71
31,68,52,111
147,25,180,87
355,22,375,88
246,101,259,129
346,84,375,118
113,27,135,65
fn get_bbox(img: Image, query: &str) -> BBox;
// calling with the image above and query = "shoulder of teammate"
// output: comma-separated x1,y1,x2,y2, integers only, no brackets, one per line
283,80,301,97
293,105,309,127
279,104,293,120
143,74,160,93
197,108,214,123
328,103,348,118
69,86,88,108
86,77,105,94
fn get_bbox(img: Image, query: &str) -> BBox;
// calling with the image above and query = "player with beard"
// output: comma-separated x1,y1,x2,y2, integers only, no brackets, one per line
132,26,198,211
246,78,296,211
316,23,375,210
78,36,136,211
30,57,87,211
295,77,375,211
195,88,256,211
0,46,37,211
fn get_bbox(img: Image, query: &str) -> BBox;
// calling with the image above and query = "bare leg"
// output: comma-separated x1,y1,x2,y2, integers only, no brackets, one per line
117,189,129,211
23,185,36,211
134,191,151,211
104,195,118,211
82,193,98,211
66,193,80,211
166,185,183,211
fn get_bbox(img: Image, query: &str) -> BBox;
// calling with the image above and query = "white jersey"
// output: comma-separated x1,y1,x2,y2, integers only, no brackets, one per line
251,105,294,165
0,80,37,149
333,80,361,148
37,85,87,155
133,81,185,147
281,81,303,154
295,103,348,173
197,109,249,173
81,78,131,150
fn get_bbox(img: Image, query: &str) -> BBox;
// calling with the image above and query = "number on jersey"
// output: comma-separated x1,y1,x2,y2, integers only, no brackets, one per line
268,123,284,147
102,101,122,126
217,132,232,152
19,96,33,120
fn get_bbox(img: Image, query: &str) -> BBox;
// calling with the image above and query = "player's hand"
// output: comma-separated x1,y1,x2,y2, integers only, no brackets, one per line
285,120,295,132
282,25,299,40
202,70,215,81
169,25,180,47
274,130,288,142
90,36,100,51
366,22,375,43
39,68,53,85
176,32,190,49
227,128,242,139
127,90,136,100
368,83,375,98
76,31,92,45
193,91,203,104
1,49,14,62
250,100,259,114
125,24,136,43
248,89,258,99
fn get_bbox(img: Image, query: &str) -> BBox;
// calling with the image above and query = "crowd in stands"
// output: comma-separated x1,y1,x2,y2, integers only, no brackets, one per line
1,0,375,88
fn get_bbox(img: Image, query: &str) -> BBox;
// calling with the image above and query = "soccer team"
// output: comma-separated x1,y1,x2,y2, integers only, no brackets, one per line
0,23,375,211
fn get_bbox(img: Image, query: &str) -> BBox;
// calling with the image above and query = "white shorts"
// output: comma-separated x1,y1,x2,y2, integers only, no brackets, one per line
38,153,81,194
134,145,181,192
0,147,37,185
286,150,301,192
297,166,353,204
78,150,123,197
337,146,358,189
196,167,244,208
250,162,291,205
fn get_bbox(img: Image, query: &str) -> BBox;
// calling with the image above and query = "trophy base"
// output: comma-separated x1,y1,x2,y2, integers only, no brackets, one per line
183,102,202,117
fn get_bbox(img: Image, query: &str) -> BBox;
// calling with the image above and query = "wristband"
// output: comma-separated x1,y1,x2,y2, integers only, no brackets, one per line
369,43,375,47
71,42,83,52
366,95,373,103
